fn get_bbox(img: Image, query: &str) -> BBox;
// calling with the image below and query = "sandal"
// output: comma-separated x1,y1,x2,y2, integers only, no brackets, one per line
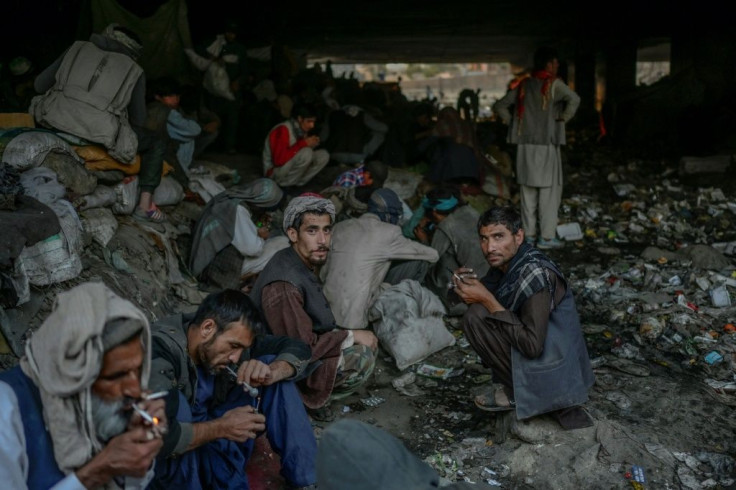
133,205,166,223
307,405,336,423
474,386,515,412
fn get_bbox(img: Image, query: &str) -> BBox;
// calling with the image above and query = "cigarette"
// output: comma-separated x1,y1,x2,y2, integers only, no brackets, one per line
224,365,259,398
142,391,168,401
132,403,159,426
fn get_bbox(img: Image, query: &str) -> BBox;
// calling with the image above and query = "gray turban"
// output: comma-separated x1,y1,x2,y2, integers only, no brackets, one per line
283,195,335,233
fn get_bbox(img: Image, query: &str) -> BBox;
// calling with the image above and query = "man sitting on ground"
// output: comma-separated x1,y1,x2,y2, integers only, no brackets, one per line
322,188,439,330
411,185,489,315
149,289,317,490
250,194,378,421
189,178,287,292
32,23,168,224
145,76,219,181
262,102,330,188
0,282,166,489
451,205,594,429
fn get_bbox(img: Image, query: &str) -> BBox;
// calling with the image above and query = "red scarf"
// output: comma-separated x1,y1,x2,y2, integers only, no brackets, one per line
516,70,558,124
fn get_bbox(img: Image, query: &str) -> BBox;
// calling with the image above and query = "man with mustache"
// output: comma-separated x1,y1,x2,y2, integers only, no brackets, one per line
0,282,165,489
250,194,378,422
147,289,317,490
451,206,594,430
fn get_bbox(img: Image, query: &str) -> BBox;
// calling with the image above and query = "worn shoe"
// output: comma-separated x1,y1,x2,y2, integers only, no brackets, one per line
524,236,536,246
537,237,564,249
307,405,336,423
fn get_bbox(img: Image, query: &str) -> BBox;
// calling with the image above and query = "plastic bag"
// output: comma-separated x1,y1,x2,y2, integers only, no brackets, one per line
203,62,235,101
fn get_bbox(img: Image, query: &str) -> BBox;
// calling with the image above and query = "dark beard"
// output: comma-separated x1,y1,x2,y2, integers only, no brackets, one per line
91,394,129,442
197,335,219,374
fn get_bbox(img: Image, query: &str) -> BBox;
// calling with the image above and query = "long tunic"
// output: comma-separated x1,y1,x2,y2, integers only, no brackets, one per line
322,213,439,329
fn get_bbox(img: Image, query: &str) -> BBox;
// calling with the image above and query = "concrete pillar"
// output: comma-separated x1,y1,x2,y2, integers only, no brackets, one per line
604,42,638,103
572,51,598,127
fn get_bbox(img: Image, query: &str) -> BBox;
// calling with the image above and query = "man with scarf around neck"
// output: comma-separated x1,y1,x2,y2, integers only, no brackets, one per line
493,47,580,250
250,195,378,422
147,289,317,490
451,206,594,430
0,282,166,489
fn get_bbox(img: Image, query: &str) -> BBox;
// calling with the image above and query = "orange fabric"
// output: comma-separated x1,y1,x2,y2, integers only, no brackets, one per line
74,145,172,176
516,70,558,123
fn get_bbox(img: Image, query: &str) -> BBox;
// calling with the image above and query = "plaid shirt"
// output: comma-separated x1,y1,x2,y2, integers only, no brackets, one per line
333,164,366,188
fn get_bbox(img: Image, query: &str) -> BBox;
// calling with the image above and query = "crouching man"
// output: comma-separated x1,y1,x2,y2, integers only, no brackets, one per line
0,282,165,489
148,289,317,490
452,206,594,429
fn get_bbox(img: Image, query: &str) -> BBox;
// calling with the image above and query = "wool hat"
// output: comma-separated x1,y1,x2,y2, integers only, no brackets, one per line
101,317,145,352
282,194,335,233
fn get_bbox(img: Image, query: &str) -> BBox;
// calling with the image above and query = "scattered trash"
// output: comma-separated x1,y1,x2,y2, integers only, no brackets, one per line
709,285,732,307
360,396,386,408
704,351,723,365
416,363,465,380
557,222,583,241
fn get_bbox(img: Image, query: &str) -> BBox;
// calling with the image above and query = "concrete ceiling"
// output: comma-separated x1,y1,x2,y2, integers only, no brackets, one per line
229,1,708,65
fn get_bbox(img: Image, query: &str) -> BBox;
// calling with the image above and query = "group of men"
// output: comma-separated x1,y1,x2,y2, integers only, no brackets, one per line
5,30,594,488
0,193,594,488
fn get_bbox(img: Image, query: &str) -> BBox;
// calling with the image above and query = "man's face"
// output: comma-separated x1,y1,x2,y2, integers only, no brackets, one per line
546,58,560,76
479,223,524,273
287,213,332,267
197,320,254,373
92,336,144,402
297,116,316,133
156,94,180,109
90,336,144,441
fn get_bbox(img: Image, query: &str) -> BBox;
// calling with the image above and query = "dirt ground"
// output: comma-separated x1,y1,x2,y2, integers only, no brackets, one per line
219,143,736,489
2,137,735,489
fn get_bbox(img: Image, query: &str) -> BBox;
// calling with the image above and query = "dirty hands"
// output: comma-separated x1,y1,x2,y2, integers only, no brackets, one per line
218,405,265,442
353,329,378,351
76,397,167,487
305,135,320,148
413,216,433,243
237,359,294,387
451,267,504,313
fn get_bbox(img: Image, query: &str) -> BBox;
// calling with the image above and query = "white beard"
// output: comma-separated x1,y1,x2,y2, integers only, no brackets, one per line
91,394,129,442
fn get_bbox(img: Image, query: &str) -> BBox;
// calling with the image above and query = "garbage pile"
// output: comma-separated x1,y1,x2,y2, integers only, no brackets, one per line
0,128,237,361
557,153,736,409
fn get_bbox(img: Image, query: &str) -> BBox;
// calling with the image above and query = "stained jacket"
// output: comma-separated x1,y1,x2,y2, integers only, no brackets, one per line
426,204,490,314
31,34,145,164
148,312,310,457
251,246,346,408
322,213,439,329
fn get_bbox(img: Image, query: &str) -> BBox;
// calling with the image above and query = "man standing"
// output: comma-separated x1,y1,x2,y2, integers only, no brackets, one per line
493,47,580,249
148,289,317,490
250,195,378,421
452,206,594,429
322,188,439,330
0,282,165,488
32,23,167,223
262,103,330,188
